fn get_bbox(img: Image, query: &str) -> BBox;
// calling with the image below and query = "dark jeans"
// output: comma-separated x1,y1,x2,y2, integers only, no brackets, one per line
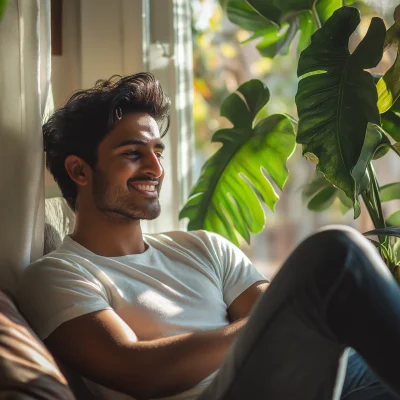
341,350,397,400
198,225,400,400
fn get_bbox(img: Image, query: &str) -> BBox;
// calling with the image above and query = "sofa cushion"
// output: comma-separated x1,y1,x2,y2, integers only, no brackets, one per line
0,290,75,399
44,197,75,255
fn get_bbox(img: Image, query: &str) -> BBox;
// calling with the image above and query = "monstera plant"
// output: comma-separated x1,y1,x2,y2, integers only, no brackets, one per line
181,1,400,279
220,0,345,58
296,6,400,275
179,80,296,246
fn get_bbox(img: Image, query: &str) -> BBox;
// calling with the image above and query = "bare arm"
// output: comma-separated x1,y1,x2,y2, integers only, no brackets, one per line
45,309,247,399
45,279,267,398
227,280,269,321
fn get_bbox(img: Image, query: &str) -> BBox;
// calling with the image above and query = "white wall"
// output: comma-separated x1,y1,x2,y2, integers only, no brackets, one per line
51,0,145,107
80,0,145,88
51,0,81,108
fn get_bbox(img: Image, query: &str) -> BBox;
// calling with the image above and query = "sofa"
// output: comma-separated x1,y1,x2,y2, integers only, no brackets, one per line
0,198,94,399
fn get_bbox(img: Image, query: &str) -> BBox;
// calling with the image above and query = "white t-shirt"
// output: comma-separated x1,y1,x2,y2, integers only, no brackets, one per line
17,230,266,400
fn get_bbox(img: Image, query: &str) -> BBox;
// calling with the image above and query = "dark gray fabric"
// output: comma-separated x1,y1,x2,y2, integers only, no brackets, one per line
341,350,397,400
198,226,400,400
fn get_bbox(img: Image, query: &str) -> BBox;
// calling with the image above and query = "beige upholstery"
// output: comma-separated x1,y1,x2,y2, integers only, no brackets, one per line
0,290,75,399
44,197,75,254
0,199,97,400
0,198,78,399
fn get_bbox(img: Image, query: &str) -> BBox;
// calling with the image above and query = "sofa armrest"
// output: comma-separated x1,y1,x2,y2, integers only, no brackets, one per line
0,290,75,399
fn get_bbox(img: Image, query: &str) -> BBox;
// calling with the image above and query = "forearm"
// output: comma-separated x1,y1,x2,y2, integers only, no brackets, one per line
125,318,247,399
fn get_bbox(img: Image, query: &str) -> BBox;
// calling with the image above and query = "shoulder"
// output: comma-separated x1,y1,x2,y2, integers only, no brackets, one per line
19,249,106,302
23,235,99,281
22,250,88,281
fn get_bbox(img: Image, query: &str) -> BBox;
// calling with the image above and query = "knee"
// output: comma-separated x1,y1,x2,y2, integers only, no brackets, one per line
305,225,385,274
306,225,363,252
313,225,370,252
299,225,375,268
316,224,362,238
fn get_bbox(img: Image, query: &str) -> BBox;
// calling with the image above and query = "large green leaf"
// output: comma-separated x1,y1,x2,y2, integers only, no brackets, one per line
247,0,342,25
316,0,344,24
252,22,295,58
380,182,400,202
387,211,400,226
295,7,386,217
225,0,342,58
307,185,337,211
377,48,400,114
377,16,400,113
180,80,296,246
225,0,274,31
381,97,400,141
0,0,7,21
302,171,353,214
373,74,400,141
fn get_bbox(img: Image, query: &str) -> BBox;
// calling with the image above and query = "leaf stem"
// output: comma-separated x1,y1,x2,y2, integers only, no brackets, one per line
311,1,322,29
367,162,386,228
361,191,380,229
391,144,400,158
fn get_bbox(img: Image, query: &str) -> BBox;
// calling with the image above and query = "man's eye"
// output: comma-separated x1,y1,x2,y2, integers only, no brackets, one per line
156,153,164,160
124,150,140,157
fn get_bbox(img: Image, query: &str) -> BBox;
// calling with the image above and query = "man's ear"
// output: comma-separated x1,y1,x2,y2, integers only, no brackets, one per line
64,155,91,186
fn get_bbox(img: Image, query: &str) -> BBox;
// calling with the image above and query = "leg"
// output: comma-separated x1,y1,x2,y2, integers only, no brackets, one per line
198,225,400,400
341,350,398,400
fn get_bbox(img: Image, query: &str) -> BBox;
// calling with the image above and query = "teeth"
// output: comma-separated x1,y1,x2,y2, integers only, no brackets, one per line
137,184,156,191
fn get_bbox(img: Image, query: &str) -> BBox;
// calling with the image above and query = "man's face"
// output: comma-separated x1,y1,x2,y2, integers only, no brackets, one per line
92,112,165,221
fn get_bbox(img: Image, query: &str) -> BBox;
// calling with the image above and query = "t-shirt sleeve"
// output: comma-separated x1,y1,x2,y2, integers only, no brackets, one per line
201,231,268,307
17,256,112,340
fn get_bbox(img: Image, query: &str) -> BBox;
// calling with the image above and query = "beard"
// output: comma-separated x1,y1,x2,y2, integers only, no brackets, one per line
92,168,161,221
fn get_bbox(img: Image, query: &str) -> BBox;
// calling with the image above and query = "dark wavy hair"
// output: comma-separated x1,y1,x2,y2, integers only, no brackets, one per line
43,73,171,210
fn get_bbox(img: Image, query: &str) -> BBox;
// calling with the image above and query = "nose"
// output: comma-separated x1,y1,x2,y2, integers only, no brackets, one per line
142,152,163,178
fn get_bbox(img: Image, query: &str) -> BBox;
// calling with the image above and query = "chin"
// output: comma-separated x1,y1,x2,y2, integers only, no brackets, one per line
142,208,161,220
133,204,161,220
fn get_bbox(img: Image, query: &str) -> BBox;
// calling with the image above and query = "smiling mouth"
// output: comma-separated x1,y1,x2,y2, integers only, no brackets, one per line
137,184,156,191
129,182,159,198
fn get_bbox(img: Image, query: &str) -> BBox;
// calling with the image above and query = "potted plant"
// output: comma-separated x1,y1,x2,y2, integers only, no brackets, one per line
180,1,400,280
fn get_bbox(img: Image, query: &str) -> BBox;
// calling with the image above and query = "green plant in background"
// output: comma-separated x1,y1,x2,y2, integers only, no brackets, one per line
219,0,354,58
0,0,7,21
179,80,296,246
181,0,400,280
295,5,400,277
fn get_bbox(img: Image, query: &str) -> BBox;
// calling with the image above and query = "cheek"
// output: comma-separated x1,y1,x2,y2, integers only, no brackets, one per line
115,159,138,177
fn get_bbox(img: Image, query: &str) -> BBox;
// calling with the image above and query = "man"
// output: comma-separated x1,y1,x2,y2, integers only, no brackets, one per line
17,73,400,400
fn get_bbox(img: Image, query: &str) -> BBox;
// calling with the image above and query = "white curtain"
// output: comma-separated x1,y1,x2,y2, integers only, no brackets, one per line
0,0,50,297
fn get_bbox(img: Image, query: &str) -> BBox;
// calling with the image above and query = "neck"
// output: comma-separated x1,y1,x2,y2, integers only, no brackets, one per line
71,206,146,257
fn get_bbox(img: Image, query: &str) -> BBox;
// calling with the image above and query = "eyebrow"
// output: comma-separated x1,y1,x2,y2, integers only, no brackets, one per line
114,139,165,150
